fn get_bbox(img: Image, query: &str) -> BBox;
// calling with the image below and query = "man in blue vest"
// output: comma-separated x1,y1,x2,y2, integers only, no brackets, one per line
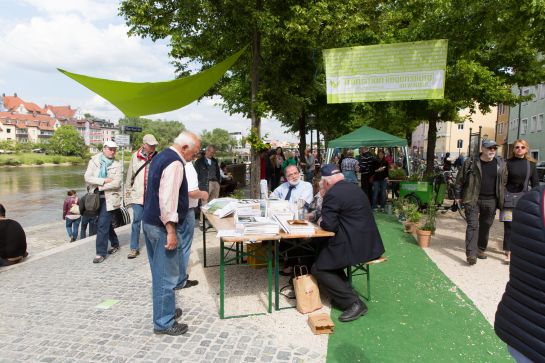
142,131,201,336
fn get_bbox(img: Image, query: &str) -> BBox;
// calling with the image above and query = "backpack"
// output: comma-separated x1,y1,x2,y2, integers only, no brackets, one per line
84,188,100,213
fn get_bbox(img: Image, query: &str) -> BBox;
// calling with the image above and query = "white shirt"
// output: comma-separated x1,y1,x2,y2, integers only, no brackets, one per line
186,162,199,208
271,180,314,205
159,146,185,225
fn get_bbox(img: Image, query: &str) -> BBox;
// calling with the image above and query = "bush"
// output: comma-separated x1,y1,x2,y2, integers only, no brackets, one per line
35,160,45,165
4,158,21,166
52,157,61,164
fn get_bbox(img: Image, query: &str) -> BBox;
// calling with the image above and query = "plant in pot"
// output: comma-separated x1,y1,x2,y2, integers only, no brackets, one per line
393,198,408,222
416,200,437,248
403,201,421,233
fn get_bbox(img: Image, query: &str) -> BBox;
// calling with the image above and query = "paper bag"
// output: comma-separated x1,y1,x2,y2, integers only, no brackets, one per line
308,313,335,335
293,265,322,314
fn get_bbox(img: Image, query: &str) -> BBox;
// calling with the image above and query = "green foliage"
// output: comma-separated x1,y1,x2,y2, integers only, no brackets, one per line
389,168,407,180
393,198,420,223
48,125,88,157
0,140,16,151
201,128,238,152
118,117,185,151
245,128,268,152
420,193,438,232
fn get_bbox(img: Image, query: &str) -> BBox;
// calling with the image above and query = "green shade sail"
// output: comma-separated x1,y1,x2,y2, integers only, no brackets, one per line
328,125,407,148
58,47,247,117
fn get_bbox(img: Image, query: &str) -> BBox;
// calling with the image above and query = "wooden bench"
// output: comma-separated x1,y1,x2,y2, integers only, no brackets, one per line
346,256,387,300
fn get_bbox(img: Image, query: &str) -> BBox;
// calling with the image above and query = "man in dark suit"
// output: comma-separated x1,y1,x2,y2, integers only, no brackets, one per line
312,164,385,322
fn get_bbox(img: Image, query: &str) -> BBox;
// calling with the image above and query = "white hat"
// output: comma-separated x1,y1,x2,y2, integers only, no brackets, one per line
103,140,118,148
142,134,158,145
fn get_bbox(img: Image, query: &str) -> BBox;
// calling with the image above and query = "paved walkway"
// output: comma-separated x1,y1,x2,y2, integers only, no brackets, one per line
0,224,327,363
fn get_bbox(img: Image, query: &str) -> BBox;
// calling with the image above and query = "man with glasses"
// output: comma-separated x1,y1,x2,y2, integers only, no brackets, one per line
455,139,507,265
270,164,314,205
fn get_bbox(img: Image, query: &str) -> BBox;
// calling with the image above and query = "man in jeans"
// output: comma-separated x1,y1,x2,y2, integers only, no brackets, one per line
142,131,201,336
125,134,158,259
455,140,507,265
174,155,208,290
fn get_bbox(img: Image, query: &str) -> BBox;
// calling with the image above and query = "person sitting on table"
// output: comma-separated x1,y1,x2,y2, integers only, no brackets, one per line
0,203,28,267
313,164,385,322
270,164,313,205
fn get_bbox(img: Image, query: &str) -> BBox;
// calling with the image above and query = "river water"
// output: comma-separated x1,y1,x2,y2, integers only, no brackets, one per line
0,165,89,228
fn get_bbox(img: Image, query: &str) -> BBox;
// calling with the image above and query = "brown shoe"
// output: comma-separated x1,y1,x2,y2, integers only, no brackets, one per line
477,250,487,259
127,249,140,259
467,256,477,265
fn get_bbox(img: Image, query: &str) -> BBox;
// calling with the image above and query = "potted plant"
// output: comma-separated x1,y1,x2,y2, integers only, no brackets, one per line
403,202,421,234
416,197,437,248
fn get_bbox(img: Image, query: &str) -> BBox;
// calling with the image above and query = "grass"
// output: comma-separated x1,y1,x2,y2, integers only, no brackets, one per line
0,153,86,166
326,214,512,363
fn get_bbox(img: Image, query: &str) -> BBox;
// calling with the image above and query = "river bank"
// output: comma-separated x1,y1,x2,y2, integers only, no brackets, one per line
0,153,86,166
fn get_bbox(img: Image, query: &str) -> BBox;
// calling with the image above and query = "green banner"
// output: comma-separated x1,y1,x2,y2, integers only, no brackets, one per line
323,40,448,103
58,47,247,117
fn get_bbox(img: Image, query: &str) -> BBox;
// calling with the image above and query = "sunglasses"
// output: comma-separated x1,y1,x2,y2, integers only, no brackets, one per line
486,146,497,150
514,146,526,150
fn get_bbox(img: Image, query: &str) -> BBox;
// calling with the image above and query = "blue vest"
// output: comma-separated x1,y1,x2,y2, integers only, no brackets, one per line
142,148,188,227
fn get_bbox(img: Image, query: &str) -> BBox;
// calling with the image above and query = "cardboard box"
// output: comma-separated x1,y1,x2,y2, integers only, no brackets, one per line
308,313,335,335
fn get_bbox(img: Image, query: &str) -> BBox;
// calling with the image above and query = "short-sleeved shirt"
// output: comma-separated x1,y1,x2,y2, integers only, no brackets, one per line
186,162,199,208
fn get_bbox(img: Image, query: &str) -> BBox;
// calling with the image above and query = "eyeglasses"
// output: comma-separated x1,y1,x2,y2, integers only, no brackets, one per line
285,172,299,178
486,146,497,150
515,146,526,150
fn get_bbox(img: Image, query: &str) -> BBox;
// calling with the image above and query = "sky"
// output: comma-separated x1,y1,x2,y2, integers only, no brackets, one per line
0,0,299,142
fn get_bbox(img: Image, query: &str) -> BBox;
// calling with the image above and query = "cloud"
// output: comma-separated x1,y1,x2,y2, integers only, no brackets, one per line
18,0,117,21
0,14,174,81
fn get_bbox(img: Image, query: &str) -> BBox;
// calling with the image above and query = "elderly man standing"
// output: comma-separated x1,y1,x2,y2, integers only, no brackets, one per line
195,145,221,203
85,140,122,264
142,131,200,336
313,164,385,322
125,134,158,259
270,164,314,205
455,139,507,265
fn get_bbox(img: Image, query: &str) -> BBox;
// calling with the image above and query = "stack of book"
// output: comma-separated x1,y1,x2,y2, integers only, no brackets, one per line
273,213,316,235
235,212,279,235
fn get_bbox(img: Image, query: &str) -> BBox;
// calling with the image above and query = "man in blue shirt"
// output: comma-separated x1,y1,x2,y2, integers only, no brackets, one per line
270,164,314,205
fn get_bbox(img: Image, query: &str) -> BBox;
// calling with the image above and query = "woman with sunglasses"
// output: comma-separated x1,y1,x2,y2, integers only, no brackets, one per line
502,139,539,264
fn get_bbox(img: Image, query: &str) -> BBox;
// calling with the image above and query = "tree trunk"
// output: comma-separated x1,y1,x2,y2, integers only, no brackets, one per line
298,112,306,164
249,7,262,198
316,129,321,163
425,116,438,174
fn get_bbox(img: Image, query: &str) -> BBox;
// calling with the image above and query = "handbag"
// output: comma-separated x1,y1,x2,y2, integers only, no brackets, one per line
69,198,81,215
111,206,131,228
293,265,322,314
504,160,530,209
84,187,100,213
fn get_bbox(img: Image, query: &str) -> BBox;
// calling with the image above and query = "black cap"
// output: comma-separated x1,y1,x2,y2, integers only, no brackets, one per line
320,164,341,176
482,139,497,148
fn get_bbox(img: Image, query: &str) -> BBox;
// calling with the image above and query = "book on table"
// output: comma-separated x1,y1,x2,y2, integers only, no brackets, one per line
273,213,316,235
235,210,279,235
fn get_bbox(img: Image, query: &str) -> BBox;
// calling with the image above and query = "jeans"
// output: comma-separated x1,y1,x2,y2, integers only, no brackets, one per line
176,209,196,288
80,215,97,238
143,223,180,330
372,179,388,209
65,217,81,240
464,198,497,258
508,346,533,363
130,204,144,251
95,198,120,257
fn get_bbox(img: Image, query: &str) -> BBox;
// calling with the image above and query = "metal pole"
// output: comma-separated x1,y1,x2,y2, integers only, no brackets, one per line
517,86,522,139
120,125,125,206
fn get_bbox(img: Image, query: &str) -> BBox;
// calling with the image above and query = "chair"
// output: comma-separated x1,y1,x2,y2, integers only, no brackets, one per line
346,257,387,300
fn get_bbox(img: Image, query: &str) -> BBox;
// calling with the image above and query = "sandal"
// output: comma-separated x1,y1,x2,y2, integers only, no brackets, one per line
93,256,105,264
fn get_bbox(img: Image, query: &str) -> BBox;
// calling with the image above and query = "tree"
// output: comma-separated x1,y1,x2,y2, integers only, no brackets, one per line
200,128,237,153
118,117,185,150
47,125,88,157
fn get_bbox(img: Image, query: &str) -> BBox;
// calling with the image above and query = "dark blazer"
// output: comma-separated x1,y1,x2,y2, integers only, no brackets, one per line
317,180,385,270
194,156,221,192
495,185,545,362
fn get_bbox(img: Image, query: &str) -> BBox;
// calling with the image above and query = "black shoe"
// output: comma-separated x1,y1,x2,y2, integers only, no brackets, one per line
477,250,487,259
108,246,120,255
153,321,188,336
175,307,182,319
70,237,76,242
279,270,292,277
339,300,368,322
467,256,477,265
174,279,199,290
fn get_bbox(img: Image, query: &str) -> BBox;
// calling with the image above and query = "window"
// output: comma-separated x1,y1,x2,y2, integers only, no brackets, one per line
498,104,504,115
7,128,11,133
539,84,545,99
531,115,537,132
538,114,544,132
521,118,528,134
498,123,504,135
457,139,463,149
457,123,464,130
523,88,530,105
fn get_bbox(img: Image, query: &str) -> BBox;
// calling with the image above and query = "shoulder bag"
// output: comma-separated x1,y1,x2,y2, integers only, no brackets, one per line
84,187,101,213
504,160,530,209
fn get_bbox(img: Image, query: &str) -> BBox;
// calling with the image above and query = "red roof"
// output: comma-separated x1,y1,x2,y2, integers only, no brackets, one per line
44,105,76,120
2,95,47,115
0,112,57,130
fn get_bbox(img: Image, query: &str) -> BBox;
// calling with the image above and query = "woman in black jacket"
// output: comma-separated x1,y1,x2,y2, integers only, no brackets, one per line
495,185,545,362
501,139,539,264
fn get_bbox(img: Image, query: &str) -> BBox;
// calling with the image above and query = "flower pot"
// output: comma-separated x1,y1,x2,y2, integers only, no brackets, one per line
403,222,416,234
416,228,432,248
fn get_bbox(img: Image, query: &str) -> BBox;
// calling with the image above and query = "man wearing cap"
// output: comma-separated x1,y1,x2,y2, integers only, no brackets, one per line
84,140,122,264
455,140,507,265
125,134,159,259
313,164,385,322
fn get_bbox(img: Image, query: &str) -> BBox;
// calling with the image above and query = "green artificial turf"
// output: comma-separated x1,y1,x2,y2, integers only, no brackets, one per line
326,214,512,363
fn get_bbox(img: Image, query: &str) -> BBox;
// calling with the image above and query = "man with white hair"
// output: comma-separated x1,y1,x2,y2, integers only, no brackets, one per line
84,140,122,264
270,164,313,205
313,164,385,322
142,131,201,336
